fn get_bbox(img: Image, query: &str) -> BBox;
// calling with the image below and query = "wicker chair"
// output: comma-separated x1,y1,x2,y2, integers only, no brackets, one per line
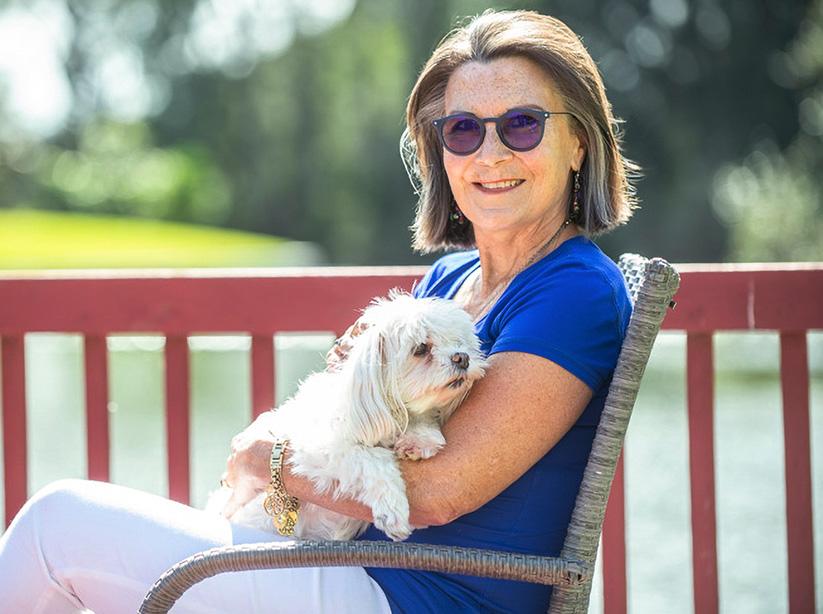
139,254,679,614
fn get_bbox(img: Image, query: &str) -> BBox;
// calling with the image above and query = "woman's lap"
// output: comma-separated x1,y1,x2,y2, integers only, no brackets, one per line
0,479,391,614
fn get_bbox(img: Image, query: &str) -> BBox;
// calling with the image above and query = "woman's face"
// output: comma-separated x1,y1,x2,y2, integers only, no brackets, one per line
442,56,586,238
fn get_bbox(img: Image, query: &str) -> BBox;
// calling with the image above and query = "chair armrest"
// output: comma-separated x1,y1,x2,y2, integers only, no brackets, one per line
139,540,590,613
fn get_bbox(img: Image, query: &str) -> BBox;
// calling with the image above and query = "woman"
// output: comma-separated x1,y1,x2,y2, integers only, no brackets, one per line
0,10,634,613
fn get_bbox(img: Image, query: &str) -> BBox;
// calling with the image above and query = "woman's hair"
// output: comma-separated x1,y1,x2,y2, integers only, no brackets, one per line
404,10,638,253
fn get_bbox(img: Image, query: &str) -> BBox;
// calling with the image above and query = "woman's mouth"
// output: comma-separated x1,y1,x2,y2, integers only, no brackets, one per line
474,179,524,193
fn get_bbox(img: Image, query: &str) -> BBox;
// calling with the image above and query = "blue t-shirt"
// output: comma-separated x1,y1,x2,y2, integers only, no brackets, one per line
360,236,632,613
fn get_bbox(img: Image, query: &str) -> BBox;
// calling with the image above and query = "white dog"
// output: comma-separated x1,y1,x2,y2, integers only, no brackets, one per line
209,292,486,541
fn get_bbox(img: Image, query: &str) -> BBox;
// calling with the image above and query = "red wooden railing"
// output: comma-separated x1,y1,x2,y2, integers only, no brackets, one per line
1,263,820,613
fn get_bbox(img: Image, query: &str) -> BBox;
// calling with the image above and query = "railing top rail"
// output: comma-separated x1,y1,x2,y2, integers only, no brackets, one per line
671,261,823,272
0,271,423,335
0,261,821,280
0,266,429,280
1,264,821,334
664,266,823,331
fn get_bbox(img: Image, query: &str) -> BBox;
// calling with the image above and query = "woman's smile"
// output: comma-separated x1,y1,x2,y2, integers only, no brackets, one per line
473,179,525,194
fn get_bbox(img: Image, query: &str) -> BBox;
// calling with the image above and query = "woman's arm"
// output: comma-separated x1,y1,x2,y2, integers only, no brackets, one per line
403,350,592,525
222,350,592,527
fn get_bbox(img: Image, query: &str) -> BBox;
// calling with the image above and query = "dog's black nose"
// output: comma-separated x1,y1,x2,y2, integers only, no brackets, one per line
451,352,469,370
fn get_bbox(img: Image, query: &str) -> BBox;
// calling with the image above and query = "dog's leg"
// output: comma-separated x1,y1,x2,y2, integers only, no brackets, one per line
394,421,446,461
335,446,411,541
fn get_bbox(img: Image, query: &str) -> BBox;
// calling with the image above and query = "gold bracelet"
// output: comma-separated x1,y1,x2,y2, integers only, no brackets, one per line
262,438,300,536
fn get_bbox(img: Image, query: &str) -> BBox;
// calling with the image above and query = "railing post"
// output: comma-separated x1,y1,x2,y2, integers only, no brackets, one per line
779,332,816,614
251,335,275,419
602,451,627,614
165,336,190,505
84,335,110,482
686,332,719,614
1,335,27,527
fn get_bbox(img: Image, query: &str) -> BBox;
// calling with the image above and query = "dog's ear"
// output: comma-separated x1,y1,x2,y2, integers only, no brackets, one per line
342,325,408,446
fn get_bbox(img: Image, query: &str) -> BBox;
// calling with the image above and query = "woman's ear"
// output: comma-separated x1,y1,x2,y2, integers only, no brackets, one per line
571,135,587,173
341,326,408,446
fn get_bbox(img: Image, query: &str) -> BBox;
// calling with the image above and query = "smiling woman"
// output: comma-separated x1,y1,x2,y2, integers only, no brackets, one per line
0,10,638,614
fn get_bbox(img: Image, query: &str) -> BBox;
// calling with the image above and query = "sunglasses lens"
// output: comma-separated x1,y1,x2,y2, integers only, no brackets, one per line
500,111,544,151
442,115,484,154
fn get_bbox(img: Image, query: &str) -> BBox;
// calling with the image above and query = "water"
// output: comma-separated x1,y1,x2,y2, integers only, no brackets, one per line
2,332,821,613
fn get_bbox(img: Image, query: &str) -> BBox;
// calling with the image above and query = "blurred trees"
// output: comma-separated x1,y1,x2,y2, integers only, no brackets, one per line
711,0,823,261
0,0,819,264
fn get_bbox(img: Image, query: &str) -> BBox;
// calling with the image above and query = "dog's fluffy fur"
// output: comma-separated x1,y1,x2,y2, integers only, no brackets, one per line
208,292,486,541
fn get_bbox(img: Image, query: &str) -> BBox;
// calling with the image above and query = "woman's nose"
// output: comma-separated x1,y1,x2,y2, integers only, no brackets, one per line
451,352,470,370
475,127,512,165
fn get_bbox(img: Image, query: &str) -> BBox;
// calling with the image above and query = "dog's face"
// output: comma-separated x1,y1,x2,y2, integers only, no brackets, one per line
373,294,486,416
344,292,486,444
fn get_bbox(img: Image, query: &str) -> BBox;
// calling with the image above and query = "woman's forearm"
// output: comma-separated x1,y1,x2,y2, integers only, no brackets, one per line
220,415,447,527
281,452,445,527
281,462,374,523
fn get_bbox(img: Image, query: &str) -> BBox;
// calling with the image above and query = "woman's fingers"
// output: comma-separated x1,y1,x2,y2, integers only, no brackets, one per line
325,343,347,371
350,321,370,337
222,481,261,519
223,416,276,509
221,438,271,518
225,441,271,492
326,319,370,371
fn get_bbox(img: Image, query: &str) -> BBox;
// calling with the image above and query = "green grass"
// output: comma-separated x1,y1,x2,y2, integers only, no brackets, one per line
0,209,320,269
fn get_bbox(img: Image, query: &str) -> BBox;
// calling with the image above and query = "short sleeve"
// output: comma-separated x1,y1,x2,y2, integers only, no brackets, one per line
413,251,478,299
411,267,436,298
489,263,629,392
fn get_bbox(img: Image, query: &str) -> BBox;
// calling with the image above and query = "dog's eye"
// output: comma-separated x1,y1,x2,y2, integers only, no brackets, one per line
412,342,430,357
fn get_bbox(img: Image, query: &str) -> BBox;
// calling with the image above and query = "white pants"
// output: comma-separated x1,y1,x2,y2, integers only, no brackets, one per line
0,479,393,614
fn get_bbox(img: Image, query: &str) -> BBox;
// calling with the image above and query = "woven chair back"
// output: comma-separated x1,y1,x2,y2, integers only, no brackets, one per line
548,255,680,613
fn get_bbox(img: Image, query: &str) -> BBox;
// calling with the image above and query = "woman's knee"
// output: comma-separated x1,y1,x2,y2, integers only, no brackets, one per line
1,479,100,563
22,479,104,528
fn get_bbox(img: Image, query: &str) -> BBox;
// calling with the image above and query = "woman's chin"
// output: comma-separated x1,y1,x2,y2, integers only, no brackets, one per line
468,211,534,237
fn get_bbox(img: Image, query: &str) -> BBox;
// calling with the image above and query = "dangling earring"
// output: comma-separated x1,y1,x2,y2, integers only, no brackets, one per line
570,170,582,222
449,201,466,226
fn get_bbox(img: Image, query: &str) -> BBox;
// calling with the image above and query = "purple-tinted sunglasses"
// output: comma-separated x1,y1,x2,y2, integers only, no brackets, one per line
432,107,575,156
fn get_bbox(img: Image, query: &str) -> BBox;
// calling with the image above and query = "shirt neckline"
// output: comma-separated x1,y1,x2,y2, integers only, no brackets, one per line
446,234,587,301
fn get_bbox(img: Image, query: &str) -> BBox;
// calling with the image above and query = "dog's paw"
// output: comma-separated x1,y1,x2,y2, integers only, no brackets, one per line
374,511,412,542
371,493,411,541
394,432,445,461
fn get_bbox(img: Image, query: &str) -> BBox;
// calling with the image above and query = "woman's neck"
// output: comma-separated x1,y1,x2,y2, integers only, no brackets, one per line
473,215,578,291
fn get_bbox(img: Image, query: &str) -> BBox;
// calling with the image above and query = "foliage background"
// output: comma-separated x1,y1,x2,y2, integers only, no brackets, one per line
0,0,821,266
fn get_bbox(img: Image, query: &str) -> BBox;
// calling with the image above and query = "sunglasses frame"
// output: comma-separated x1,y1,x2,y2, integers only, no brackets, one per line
432,108,575,156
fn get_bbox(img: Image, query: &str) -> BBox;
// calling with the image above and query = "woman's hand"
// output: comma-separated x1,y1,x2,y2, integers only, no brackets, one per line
220,411,277,519
325,320,369,371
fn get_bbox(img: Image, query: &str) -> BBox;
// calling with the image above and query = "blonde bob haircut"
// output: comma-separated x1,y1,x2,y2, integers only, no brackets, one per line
403,10,638,253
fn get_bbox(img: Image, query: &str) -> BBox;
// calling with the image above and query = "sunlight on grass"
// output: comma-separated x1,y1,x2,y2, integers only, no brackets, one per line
0,209,322,268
